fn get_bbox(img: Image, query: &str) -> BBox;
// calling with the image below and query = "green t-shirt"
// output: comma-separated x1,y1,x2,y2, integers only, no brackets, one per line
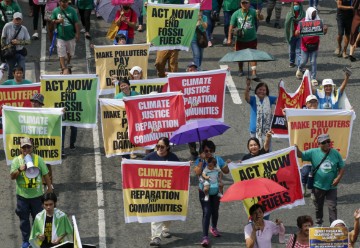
223,0,239,11
77,0,94,10
1,79,32,85
114,90,140,99
192,15,207,42
0,1,21,28
51,6,79,41
230,8,257,42
302,148,345,191
10,154,49,198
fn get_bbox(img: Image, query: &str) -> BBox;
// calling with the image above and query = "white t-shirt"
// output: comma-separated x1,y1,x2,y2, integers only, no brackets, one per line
244,220,282,248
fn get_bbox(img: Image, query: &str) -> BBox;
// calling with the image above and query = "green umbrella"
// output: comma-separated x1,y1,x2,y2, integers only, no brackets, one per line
219,49,275,79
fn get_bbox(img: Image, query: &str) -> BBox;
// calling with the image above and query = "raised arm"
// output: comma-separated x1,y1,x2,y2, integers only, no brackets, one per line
339,70,350,95
245,78,251,103
294,144,303,158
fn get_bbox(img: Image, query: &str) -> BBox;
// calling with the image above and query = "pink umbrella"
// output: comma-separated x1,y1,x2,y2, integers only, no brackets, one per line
220,178,287,202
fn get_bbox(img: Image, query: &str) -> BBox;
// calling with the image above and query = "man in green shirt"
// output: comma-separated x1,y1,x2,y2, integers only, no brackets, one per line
10,137,52,248
51,0,80,70
295,134,345,227
1,66,32,85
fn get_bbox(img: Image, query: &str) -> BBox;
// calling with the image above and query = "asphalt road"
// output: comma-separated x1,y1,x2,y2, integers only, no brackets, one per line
1,0,360,247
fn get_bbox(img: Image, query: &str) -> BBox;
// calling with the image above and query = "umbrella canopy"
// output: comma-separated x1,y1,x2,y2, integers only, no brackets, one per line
220,178,287,202
97,0,120,23
169,119,230,145
219,48,275,63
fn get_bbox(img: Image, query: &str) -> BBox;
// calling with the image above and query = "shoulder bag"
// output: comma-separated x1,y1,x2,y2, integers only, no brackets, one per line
236,11,249,40
61,9,76,31
1,26,22,60
307,150,330,189
196,25,208,48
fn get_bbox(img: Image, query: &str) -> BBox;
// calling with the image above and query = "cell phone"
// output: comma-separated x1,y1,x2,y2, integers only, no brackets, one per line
343,67,352,76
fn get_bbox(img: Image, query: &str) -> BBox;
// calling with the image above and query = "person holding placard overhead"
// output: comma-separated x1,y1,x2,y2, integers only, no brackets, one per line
10,137,52,248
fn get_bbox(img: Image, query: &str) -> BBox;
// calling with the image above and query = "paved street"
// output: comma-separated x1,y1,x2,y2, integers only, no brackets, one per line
1,0,360,247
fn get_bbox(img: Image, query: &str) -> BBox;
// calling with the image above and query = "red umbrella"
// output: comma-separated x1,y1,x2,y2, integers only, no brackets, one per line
220,178,287,202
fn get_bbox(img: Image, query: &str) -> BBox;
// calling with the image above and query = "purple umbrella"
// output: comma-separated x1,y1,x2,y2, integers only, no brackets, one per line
49,30,57,58
169,119,231,145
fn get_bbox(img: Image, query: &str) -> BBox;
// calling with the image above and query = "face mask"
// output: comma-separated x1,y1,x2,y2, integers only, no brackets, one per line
123,6,130,10
293,5,300,11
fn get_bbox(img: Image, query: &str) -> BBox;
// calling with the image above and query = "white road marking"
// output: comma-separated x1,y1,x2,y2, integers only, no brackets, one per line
220,65,242,105
86,36,107,248
25,62,36,82
40,31,46,77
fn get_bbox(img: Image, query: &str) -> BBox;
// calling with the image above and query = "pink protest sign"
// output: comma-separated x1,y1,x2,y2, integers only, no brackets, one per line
189,0,211,10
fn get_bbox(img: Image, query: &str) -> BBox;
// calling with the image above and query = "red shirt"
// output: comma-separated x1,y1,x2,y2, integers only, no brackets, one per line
115,8,137,39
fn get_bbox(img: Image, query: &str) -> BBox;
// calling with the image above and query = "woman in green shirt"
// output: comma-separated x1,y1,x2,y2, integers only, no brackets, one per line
1,66,32,85
114,77,139,99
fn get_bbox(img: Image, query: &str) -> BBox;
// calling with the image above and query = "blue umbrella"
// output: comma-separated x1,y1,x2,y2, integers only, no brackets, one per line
49,30,57,58
169,119,231,145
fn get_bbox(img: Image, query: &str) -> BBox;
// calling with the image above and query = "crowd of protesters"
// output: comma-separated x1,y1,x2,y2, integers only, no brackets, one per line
2,0,360,247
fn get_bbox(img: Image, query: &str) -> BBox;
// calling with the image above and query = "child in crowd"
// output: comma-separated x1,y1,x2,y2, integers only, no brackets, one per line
201,157,223,201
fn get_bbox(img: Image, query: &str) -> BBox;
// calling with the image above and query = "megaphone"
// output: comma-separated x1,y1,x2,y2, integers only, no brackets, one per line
24,154,40,179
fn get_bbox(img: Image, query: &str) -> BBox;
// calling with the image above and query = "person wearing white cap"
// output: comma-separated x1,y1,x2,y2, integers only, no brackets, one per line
1,12,31,80
10,137,52,248
129,66,143,80
330,209,360,248
295,133,345,227
314,68,350,109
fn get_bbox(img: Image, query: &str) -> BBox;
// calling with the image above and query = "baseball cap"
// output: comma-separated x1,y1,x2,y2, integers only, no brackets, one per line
187,62,198,69
330,219,347,228
317,134,330,143
306,95,318,102
13,12,22,19
30,93,45,105
322,79,335,86
130,66,142,75
20,137,32,147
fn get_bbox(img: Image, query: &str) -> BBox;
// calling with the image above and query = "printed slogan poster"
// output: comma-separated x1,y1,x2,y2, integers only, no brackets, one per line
99,98,145,157
123,92,186,147
146,3,200,51
285,109,355,161
309,227,348,248
0,83,40,139
272,70,312,138
228,147,305,216
167,69,226,121
2,106,63,165
40,74,99,128
300,20,324,37
115,78,168,95
122,159,190,223
94,44,150,95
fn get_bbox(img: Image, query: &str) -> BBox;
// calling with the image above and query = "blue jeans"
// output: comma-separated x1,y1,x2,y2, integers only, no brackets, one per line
7,52,25,79
199,190,220,237
299,49,318,80
203,10,215,40
15,195,43,242
300,165,312,185
224,10,236,38
191,40,204,70
309,0,319,8
62,126,78,149
289,36,301,66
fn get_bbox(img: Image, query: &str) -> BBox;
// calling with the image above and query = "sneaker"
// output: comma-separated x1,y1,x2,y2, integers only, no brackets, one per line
274,23,281,29
204,195,209,201
217,192,223,198
32,32,39,40
349,55,356,62
80,28,86,33
61,151,66,158
223,38,228,45
0,63,7,71
137,25,143,32
161,231,171,238
150,237,161,246
266,16,270,23
201,236,209,247
311,79,318,86
70,144,76,150
334,48,341,57
289,63,295,68
42,27,47,34
296,69,303,79
21,241,30,248
208,41,213,47
210,226,221,237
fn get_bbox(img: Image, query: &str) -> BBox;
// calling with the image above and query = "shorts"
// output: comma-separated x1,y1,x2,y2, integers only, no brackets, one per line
203,180,210,186
235,39,257,51
57,38,76,58
336,16,353,36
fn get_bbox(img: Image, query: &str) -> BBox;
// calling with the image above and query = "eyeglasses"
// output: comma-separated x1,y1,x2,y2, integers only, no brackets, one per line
22,145,32,149
320,140,331,145
156,144,166,149
204,149,212,153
